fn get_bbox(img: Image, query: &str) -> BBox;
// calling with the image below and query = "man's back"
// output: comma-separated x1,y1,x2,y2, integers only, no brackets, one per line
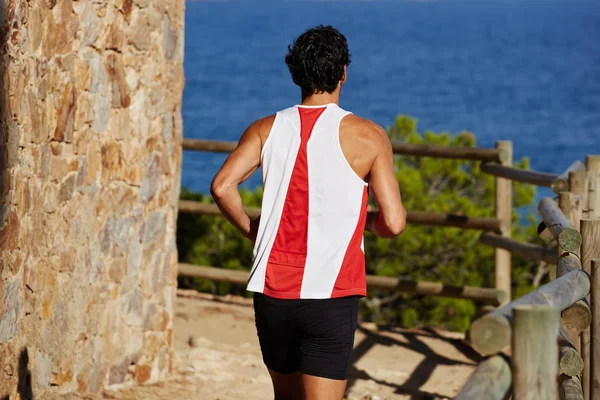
210,25,406,399
248,103,372,299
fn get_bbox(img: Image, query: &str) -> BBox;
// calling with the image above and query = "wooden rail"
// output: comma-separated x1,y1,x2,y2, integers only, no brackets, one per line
178,201,502,231
182,138,507,162
539,198,583,253
468,269,590,356
177,264,506,305
481,163,568,192
479,233,556,264
454,355,511,400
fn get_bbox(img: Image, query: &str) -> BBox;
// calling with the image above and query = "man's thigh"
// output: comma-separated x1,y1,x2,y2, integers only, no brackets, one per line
302,374,347,400
296,296,359,388
268,369,303,400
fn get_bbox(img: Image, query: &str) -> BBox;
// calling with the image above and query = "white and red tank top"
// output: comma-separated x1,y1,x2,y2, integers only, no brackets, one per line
247,103,369,299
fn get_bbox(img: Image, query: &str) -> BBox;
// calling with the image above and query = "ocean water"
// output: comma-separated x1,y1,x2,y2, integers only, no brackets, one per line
181,0,600,200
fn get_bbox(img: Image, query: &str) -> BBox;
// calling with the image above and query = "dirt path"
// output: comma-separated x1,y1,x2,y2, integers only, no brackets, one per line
45,291,479,400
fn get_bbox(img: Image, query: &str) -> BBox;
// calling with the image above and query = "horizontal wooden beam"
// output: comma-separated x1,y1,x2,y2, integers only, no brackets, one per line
480,163,568,192
182,139,237,153
479,233,556,264
177,264,506,305
179,200,261,219
468,269,590,356
538,198,582,253
178,201,502,232
182,138,507,162
454,355,511,400
390,142,506,162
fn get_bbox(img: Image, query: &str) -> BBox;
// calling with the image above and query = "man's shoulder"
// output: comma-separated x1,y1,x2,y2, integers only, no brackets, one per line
340,113,388,142
248,114,277,133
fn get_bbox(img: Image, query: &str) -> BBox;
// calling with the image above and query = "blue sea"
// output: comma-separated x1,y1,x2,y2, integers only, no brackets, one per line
182,0,600,201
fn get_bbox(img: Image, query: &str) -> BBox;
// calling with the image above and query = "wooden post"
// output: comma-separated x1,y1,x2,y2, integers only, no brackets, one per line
586,156,600,219
570,169,588,199
559,192,583,258
495,141,513,304
591,259,600,399
454,355,511,400
559,192,588,349
511,305,558,400
581,219,600,400
583,156,600,400
469,269,590,355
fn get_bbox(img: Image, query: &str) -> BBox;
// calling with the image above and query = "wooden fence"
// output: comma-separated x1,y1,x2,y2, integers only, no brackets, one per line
176,138,600,399
455,156,600,400
178,138,573,304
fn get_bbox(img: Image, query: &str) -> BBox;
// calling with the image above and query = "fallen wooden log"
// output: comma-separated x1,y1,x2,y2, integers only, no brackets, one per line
468,269,590,355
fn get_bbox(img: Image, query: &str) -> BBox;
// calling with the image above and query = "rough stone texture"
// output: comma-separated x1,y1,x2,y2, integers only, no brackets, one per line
0,0,184,397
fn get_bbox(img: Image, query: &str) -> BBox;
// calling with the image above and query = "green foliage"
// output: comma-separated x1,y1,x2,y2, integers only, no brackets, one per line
177,115,545,332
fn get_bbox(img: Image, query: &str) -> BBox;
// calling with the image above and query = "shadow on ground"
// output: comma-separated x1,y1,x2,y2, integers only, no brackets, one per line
348,326,482,399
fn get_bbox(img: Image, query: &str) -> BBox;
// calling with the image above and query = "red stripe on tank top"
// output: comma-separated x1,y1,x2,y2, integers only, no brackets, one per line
263,107,326,299
331,186,369,298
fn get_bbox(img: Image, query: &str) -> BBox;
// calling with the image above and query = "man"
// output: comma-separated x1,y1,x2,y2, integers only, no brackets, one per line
211,25,407,400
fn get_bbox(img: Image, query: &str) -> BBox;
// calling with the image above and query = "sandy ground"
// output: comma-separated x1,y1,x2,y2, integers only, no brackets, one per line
45,290,480,400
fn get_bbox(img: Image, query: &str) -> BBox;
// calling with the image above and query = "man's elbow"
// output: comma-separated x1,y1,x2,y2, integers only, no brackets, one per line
386,208,407,236
210,178,228,201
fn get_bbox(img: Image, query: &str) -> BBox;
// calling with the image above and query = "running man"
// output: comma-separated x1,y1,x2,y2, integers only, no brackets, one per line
211,25,407,400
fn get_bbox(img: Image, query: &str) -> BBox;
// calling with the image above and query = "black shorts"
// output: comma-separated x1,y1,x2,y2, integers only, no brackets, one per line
253,292,359,380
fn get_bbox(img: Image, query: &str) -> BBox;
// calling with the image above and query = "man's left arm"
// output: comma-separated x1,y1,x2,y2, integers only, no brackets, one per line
210,117,270,241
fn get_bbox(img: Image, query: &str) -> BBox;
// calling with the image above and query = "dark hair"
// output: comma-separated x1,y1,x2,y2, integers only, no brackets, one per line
285,25,351,99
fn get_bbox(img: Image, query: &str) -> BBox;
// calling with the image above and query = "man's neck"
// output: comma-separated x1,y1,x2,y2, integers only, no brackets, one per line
301,91,340,107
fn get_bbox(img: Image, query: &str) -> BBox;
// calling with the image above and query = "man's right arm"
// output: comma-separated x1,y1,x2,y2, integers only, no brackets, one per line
365,122,407,237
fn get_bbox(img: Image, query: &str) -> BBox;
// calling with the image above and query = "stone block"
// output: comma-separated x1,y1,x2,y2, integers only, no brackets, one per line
80,1,101,47
143,211,166,248
0,279,22,343
59,172,77,202
129,10,152,51
139,153,161,203
107,53,130,108
54,81,76,142
0,210,19,251
100,142,124,184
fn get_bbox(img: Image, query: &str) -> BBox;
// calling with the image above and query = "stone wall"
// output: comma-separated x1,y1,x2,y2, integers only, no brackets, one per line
0,0,184,396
